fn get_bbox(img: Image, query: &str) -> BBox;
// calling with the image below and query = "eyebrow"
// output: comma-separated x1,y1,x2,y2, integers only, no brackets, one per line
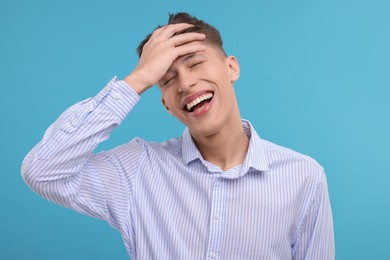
167,52,207,73
180,52,207,64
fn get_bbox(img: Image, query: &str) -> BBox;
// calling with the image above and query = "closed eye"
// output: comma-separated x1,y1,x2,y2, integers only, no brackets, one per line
190,61,204,68
191,61,203,68
163,76,176,87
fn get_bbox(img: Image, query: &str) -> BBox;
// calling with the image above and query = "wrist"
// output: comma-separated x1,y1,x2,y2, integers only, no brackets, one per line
123,72,150,95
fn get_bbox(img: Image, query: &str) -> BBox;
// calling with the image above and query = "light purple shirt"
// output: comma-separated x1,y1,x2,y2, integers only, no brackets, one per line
22,77,335,259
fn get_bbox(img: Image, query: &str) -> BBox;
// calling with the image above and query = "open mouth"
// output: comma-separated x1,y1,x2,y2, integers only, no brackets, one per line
184,92,214,112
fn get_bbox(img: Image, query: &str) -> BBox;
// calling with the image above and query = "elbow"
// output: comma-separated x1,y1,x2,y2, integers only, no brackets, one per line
20,148,44,190
21,156,38,189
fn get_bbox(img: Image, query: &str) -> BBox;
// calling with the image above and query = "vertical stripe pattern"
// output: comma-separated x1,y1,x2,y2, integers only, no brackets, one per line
22,77,335,259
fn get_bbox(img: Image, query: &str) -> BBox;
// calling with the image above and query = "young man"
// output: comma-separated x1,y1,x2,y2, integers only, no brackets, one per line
22,13,335,259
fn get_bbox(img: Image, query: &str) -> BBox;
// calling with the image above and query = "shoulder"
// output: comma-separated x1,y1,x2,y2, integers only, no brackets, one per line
261,139,326,181
263,140,323,169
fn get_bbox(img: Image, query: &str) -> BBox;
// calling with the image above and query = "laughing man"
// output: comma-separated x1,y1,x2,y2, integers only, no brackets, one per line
22,12,335,259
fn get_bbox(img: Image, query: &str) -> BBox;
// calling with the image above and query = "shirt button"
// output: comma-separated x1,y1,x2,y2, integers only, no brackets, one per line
71,119,78,126
214,213,220,220
210,252,217,258
114,92,121,100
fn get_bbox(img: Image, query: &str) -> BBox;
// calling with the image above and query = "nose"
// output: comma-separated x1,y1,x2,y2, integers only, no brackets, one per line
177,71,197,93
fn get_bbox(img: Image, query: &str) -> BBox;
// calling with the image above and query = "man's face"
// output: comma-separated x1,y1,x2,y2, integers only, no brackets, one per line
159,44,240,137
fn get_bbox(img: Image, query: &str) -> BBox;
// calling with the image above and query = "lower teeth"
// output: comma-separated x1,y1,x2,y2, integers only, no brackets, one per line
197,105,205,111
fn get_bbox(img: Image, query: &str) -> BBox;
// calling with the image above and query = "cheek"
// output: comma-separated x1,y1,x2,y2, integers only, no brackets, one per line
162,89,180,109
213,65,230,82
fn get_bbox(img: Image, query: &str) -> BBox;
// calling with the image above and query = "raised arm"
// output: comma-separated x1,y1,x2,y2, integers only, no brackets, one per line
21,23,206,230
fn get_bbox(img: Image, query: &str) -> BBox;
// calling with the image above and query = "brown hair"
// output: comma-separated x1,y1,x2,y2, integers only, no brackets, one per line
136,12,226,58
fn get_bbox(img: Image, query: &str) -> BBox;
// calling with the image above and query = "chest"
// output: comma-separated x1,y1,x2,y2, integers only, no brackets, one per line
129,163,299,259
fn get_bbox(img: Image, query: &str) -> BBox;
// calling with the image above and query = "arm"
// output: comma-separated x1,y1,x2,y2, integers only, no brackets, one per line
21,78,143,229
21,23,206,229
291,170,335,260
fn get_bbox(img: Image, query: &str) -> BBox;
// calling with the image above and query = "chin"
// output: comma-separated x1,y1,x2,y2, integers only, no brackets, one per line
188,120,222,138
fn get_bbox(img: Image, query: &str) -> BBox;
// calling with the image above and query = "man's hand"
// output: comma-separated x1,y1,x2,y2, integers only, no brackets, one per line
124,23,206,94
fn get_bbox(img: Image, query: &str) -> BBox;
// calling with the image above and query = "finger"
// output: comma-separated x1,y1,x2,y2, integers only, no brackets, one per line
149,25,166,38
175,41,207,58
156,23,195,39
168,32,206,47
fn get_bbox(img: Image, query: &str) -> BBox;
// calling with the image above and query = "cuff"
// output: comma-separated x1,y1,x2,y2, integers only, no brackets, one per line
94,76,141,121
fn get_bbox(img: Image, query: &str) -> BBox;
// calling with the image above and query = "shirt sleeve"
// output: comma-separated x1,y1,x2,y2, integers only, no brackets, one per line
291,170,335,260
21,77,143,231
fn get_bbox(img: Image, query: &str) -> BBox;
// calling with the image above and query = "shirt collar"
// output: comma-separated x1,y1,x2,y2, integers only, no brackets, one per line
181,119,269,174
240,119,270,173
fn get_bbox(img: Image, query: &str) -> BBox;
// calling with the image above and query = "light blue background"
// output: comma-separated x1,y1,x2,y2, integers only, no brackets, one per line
1,0,389,259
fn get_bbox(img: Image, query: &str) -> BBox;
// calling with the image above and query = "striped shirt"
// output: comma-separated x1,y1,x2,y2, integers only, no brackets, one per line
22,77,334,259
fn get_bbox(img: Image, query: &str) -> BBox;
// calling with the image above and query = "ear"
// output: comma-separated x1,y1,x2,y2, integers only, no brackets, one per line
161,97,172,115
227,56,240,82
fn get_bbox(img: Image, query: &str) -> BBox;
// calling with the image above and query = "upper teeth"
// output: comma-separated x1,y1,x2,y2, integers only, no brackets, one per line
186,93,213,111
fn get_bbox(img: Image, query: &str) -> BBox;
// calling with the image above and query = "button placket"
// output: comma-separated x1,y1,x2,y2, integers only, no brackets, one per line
206,177,226,259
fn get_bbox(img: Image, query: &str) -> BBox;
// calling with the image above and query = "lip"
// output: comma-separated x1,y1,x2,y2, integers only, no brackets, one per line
190,94,214,117
181,90,214,110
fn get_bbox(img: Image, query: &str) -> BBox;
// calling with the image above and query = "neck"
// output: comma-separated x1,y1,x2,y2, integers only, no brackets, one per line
191,118,249,172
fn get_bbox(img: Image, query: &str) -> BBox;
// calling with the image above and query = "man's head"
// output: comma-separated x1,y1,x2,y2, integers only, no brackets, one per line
136,13,241,138
137,12,226,58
